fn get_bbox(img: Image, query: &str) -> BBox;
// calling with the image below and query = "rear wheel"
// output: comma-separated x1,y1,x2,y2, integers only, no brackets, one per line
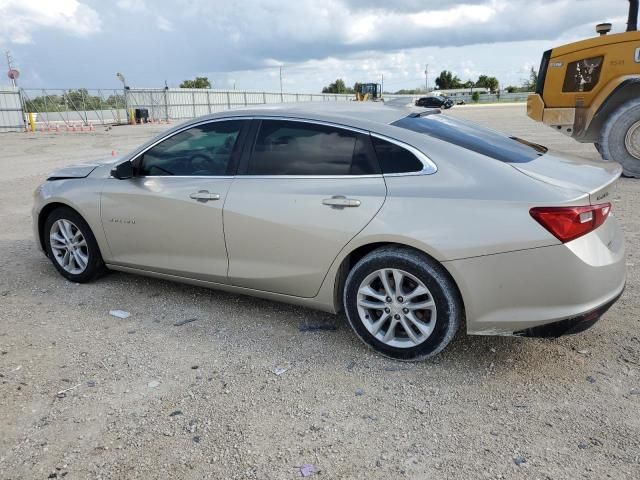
44,207,106,283
343,247,462,361
599,98,640,178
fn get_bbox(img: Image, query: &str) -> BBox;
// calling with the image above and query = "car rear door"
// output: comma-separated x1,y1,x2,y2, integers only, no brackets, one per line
223,118,387,298
100,119,248,282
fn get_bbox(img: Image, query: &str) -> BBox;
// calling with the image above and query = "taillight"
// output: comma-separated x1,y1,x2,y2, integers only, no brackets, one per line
530,203,611,243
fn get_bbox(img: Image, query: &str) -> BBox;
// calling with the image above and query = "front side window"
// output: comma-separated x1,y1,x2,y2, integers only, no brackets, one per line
138,121,243,176
248,120,379,176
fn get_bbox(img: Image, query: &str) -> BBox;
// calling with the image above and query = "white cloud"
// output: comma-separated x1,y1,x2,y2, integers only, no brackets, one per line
116,0,147,12
156,15,173,32
0,0,101,44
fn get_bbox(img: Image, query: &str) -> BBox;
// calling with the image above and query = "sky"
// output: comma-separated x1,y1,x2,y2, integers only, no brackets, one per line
0,0,631,93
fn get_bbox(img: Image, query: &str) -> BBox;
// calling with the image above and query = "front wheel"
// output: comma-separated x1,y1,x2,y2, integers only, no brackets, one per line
599,98,640,178
343,247,463,361
44,207,106,283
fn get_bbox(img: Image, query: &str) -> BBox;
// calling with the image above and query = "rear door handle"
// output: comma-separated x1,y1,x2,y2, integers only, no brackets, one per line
189,190,220,202
322,196,361,208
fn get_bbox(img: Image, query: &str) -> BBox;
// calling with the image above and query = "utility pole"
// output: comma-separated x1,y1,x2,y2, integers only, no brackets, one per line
279,66,283,95
381,74,384,99
424,64,429,93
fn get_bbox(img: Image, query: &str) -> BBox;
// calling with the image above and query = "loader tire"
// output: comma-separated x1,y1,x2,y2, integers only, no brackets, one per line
599,98,640,178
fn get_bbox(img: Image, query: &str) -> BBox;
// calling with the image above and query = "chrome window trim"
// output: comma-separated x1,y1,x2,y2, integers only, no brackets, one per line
238,174,384,180
120,114,437,179
131,175,236,179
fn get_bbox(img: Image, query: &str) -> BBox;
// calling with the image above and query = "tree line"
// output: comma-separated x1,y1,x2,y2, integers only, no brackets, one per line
321,68,538,95
24,89,125,113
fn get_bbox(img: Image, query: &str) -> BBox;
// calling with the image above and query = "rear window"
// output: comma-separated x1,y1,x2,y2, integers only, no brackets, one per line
392,114,547,163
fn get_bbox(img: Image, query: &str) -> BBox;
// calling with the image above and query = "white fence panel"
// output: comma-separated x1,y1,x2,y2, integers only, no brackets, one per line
0,88,24,132
126,88,352,121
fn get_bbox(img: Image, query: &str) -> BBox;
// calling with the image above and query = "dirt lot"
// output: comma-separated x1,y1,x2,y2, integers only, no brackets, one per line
1,104,639,479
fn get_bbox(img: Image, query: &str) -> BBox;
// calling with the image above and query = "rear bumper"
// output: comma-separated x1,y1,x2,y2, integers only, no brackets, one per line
444,214,626,335
516,287,623,338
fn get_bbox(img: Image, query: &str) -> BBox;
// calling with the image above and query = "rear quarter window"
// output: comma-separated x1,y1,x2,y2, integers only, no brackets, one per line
392,114,547,163
371,136,424,174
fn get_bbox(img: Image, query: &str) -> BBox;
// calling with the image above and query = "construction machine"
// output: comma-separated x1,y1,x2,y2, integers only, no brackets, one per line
355,83,382,101
527,0,640,176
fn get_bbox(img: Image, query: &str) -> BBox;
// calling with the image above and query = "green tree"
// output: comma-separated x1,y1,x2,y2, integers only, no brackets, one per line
523,67,538,91
471,91,480,102
179,77,212,89
475,75,499,92
435,70,462,90
322,78,351,94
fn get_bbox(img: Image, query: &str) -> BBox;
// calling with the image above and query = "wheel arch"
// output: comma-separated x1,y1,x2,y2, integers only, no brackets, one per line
584,77,640,142
38,202,92,254
332,241,465,316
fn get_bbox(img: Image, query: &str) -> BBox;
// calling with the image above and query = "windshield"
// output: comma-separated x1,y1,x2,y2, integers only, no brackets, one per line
392,114,547,163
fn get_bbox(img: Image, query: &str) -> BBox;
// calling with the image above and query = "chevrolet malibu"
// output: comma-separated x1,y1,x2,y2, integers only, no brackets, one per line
32,103,626,360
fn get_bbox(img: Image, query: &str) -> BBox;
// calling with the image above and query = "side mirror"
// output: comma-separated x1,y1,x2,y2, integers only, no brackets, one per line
111,161,134,180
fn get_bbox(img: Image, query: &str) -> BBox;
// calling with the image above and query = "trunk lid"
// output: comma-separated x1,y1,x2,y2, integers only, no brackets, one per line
510,152,622,204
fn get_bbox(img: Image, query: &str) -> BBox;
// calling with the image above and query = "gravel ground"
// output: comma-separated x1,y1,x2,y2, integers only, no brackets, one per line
1,105,639,479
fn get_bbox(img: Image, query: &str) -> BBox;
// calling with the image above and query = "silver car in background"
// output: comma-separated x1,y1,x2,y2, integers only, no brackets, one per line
32,103,626,360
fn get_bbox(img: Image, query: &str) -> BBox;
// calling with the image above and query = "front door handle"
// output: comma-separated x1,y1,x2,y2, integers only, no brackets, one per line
189,190,221,202
322,196,361,208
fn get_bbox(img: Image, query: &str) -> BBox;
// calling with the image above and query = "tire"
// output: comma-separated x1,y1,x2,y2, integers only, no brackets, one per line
343,246,463,361
44,207,106,283
599,98,640,178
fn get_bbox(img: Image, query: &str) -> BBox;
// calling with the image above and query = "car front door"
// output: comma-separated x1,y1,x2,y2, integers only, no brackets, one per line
100,119,248,282
223,119,387,298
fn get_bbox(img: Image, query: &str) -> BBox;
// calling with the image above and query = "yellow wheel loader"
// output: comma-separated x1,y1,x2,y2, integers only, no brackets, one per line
527,0,640,176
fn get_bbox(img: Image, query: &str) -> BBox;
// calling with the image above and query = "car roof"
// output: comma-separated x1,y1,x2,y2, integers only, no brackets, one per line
190,101,413,128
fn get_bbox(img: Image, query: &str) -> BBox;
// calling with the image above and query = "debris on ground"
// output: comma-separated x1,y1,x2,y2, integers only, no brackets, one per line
586,376,597,384
173,318,198,326
109,310,130,319
513,457,526,466
299,463,316,477
56,383,81,398
272,366,289,376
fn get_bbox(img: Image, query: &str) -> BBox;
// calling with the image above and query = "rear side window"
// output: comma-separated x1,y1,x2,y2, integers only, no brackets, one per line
392,114,547,163
248,120,379,175
372,136,424,174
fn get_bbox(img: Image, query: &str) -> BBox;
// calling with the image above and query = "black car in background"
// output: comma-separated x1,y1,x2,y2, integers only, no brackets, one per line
415,95,454,109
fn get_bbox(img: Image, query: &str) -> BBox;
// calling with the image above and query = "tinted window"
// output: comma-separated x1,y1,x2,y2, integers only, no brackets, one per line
248,120,379,176
372,136,424,174
139,121,243,176
392,114,547,163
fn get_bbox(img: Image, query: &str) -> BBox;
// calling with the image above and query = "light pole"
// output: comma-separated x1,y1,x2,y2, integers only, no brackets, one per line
116,72,128,124
424,64,429,93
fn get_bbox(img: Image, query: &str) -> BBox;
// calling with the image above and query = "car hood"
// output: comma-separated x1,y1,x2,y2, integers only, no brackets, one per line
47,156,121,180
511,152,622,204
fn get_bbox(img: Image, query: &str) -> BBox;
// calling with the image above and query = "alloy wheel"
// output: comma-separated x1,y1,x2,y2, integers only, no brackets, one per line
356,268,437,349
49,219,89,275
